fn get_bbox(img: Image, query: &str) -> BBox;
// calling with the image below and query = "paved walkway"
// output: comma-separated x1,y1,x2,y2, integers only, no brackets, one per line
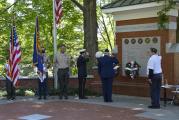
0,95,178,120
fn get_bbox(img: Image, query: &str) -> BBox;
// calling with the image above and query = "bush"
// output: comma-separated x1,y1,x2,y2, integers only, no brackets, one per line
48,88,100,96
15,88,36,96
0,88,100,97
0,90,6,97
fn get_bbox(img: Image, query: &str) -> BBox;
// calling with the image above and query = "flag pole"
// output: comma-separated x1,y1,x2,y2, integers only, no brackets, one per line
53,0,58,89
12,0,16,26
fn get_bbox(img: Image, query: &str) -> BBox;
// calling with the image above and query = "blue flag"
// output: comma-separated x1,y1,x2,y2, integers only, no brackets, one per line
33,17,43,75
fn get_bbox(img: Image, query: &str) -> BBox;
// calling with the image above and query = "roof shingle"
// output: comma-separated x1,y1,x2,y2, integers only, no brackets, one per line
102,0,158,9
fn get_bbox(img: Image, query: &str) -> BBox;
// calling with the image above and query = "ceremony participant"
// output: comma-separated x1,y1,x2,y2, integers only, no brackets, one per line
4,57,15,100
147,48,162,109
37,62,47,100
98,49,119,102
42,47,50,96
95,51,103,59
77,49,89,99
55,44,70,99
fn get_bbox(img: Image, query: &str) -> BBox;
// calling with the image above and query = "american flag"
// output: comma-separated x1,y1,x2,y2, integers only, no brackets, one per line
55,0,63,24
9,26,21,87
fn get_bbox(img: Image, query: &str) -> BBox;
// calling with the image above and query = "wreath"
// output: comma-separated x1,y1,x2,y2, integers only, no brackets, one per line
125,61,140,79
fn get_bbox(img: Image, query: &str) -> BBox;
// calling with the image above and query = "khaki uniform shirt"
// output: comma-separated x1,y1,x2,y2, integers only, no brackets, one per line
55,52,70,69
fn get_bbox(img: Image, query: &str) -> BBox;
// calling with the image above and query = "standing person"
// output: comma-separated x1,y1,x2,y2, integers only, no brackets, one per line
42,48,50,96
4,57,15,100
37,62,47,100
98,49,119,102
77,49,89,99
55,44,70,99
147,48,162,109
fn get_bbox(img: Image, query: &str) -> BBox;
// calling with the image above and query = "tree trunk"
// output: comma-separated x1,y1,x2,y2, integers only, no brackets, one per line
71,0,98,73
83,0,98,71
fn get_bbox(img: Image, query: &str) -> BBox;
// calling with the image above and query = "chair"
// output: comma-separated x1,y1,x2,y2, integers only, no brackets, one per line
171,85,179,105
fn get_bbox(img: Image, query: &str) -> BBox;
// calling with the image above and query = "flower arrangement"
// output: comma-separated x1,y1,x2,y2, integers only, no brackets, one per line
125,61,140,79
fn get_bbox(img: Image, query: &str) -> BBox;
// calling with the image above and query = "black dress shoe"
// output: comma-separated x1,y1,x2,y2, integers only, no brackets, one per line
107,100,113,102
44,96,47,100
38,97,42,100
7,97,11,100
79,97,83,99
148,105,160,109
82,96,88,99
11,97,16,100
64,96,68,99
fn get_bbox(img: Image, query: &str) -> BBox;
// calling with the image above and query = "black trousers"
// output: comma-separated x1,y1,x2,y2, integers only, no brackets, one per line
101,77,113,102
45,72,49,95
58,68,69,97
38,77,47,99
78,77,86,98
6,77,15,99
150,73,162,107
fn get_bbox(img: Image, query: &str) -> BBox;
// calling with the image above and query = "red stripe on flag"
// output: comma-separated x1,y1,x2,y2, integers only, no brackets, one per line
55,0,62,24
9,26,21,87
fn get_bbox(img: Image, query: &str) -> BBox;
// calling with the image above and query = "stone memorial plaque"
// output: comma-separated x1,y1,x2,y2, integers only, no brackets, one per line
122,37,160,76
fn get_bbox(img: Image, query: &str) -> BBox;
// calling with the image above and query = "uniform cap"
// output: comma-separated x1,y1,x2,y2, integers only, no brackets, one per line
79,49,86,54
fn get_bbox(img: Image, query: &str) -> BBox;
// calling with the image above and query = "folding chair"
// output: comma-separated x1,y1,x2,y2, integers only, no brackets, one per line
171,85,179,105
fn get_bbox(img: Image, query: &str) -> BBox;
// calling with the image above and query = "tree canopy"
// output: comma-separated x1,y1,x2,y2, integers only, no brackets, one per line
0,0,174,76
0,0,84,76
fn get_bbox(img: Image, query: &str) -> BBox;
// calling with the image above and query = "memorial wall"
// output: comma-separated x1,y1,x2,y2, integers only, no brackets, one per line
122,37,160,76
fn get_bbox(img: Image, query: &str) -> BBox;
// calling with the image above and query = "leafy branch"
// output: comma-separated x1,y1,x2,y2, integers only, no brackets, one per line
157,0,176,29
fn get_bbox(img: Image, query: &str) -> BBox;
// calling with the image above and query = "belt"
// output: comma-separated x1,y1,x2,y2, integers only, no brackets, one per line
59,67,69,70
154,73,162,76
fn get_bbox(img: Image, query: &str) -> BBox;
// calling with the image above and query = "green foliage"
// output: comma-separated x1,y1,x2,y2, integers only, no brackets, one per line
0,0,117,77
0,88,36,97
97,0,115,51
1,0,174,78
48,88,101,96
0,90,6,97
0,0,83,76
0,87,100,97
16,88,35,96
156,0,176,29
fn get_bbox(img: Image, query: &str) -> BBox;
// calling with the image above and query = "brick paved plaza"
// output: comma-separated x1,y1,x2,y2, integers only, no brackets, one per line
0,95,178,120
0,100,150,120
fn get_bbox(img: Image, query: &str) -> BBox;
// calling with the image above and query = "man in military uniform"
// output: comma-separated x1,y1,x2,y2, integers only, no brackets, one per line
98,49,119,102
77,49,89,99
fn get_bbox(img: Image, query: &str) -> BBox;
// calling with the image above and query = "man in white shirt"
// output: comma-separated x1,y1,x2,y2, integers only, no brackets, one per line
55,44,70,99
147,48,162,109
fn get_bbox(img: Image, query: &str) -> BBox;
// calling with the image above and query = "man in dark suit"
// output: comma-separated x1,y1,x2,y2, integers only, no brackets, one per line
77,49,89,99
98,49,119,102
